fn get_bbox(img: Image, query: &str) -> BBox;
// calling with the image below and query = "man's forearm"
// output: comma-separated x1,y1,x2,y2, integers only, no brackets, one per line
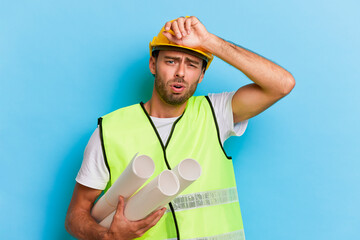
65,209,108,240
203,34,295,95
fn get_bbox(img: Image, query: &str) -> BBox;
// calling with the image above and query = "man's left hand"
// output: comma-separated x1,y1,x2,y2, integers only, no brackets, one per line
162,16,210,49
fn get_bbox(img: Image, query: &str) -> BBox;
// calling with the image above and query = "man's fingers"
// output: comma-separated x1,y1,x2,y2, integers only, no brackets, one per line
115,195,125,217
176,17,187,37
147,208,166,227
185,17,192,34
162,31,178,43
164,21,172,31
137,212,165,236
164,16,199,41
139,208,165,227
134,207,166,230
109,196,126,228
171,21,182,39
136,208,166,234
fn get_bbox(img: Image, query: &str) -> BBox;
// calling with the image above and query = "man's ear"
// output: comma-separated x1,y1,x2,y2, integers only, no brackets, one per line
149,56,156,75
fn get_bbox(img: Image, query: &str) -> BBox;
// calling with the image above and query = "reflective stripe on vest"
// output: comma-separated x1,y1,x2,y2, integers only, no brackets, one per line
100,96,245,239
167,187,238,213
166,229,245,240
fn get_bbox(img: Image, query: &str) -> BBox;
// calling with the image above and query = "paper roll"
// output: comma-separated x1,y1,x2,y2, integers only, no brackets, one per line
91,153,155,222
124,169,180,221
98,211,115,229
156,158,202,208
99,170,180,227
99,159,202,228
172,158,202,192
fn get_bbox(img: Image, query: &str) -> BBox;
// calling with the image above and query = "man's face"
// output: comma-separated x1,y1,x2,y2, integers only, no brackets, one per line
149,50,205,106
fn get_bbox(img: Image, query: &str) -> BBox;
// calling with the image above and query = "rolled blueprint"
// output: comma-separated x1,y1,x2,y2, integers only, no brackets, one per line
172,158,202,192
125,170,180,221
99,159,202,228
100,169,180,227
156,158,202,208
91,153,155,222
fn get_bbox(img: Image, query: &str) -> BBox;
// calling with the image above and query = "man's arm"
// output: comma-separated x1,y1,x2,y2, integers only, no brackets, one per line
163,16,295,123
65,183,166,240
65,183,107,239
205,35,295,123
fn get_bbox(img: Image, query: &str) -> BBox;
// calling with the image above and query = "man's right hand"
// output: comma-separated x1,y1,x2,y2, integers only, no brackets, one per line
65,183,166,240
103,196,166,240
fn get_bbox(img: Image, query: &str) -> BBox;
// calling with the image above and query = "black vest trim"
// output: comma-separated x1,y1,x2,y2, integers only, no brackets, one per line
165,114,184,149
139,102,181,240
98,117,111,179
205,96,232,160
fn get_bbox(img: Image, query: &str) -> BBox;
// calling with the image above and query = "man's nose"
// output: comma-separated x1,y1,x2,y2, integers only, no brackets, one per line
175,62,185,78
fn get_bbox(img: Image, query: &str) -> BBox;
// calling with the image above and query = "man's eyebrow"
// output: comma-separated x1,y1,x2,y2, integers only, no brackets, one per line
164,56,181,60
185,57,201,65
164,56,201,65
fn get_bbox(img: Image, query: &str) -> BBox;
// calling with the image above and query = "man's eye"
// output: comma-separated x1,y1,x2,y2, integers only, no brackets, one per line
167,60,174,64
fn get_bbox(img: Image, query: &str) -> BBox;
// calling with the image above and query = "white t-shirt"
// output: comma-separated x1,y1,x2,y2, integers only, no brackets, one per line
76,92,248,190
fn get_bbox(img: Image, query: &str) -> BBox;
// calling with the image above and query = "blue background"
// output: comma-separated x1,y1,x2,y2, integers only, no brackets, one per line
1,0,359,239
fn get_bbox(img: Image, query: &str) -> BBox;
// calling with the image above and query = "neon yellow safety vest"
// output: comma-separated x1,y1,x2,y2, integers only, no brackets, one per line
98,96,245,240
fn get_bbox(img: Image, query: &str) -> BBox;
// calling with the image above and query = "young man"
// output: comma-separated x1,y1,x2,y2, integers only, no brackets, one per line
65,16,295,240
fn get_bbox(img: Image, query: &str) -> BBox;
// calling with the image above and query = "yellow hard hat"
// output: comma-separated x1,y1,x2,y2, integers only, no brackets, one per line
149,19,214,70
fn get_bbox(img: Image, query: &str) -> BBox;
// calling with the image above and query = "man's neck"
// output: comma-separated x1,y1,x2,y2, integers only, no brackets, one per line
143,97,187,118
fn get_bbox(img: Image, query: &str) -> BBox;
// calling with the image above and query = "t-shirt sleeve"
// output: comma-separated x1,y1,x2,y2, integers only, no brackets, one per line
208,92,248,144
75,127,109,190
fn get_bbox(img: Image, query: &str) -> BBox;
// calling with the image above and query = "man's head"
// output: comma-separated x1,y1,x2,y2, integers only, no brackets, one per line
149,17,214,71
148,17,214,106
149,49,205,106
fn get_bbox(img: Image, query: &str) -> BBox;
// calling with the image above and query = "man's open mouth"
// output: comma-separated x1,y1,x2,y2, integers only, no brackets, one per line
171,84,185,93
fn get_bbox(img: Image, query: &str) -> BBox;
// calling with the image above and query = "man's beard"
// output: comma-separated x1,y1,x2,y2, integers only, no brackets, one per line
154,74,200,106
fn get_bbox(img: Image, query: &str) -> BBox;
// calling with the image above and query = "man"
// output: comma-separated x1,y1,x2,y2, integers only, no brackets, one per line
65,16,295,240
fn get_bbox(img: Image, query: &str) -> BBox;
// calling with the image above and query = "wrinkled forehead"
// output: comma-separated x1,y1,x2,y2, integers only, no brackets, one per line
157,50,203,64
153,45,207,62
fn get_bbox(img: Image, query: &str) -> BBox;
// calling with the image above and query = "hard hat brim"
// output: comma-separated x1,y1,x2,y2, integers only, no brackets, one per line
149,43,213,70
152,45,211,62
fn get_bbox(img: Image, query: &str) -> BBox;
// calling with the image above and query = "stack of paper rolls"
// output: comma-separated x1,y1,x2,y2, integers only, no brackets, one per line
93,156,202,228
91,153,155,222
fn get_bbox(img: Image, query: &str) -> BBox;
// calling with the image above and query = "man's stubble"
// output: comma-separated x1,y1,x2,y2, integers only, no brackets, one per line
154,72,201,106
